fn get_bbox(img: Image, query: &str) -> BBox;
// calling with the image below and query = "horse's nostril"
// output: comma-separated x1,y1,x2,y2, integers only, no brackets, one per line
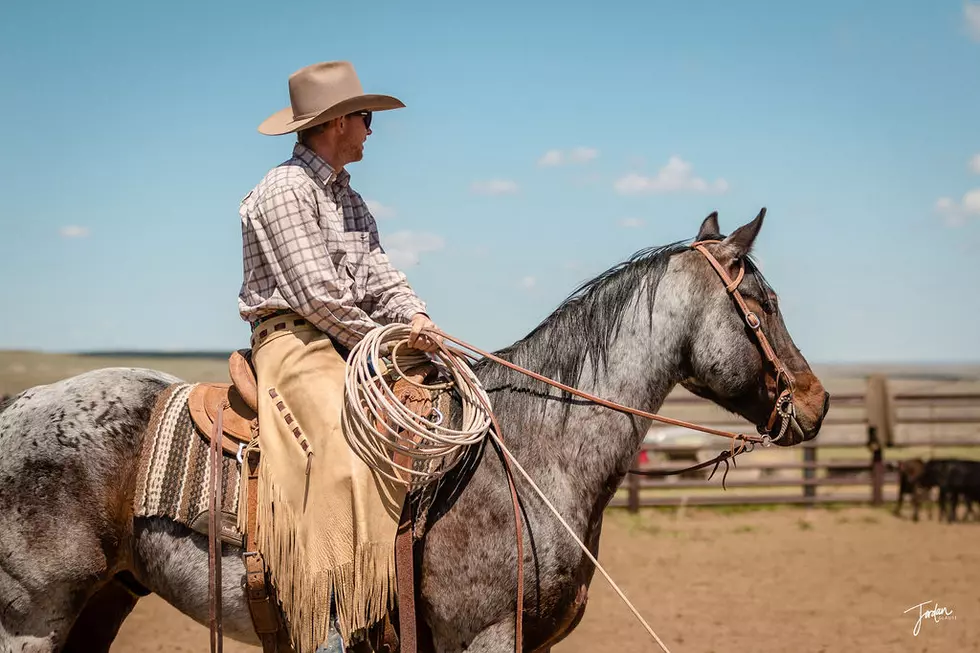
822,392,831,415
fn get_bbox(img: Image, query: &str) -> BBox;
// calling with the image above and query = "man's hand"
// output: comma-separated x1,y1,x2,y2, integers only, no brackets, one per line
408,313,442,353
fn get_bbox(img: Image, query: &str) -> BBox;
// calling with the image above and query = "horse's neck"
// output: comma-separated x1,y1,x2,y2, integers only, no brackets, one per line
484,283,690,525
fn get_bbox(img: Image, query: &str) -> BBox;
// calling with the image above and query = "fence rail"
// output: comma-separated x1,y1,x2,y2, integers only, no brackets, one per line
616,385,980,511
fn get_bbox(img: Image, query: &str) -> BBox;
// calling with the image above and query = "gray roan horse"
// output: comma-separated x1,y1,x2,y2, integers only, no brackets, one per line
0,210,829,653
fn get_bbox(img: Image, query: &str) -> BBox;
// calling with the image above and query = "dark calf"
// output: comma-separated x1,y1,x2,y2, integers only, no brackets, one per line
895,458,922,520
897,458,980,522
895,458,936,522
941,460,980,523
895,458,980,522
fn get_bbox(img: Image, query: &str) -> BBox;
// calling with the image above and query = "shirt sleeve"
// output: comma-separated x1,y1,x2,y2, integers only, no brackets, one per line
246,184,378,350
353,196,429,325
364,249,428,325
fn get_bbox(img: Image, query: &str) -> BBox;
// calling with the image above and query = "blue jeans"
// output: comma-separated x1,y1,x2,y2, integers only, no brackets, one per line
315,596,346,653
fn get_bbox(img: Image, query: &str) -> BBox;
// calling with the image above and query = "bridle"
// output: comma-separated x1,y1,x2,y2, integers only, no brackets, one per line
690,239,799,447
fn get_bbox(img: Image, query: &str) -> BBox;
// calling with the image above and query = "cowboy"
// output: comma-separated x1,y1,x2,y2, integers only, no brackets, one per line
238,61,441,653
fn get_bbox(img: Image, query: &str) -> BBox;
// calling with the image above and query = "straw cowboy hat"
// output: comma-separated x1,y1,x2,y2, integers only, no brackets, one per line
258,61,405,136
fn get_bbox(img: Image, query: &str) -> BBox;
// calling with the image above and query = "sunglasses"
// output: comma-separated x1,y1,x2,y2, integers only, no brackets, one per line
348,110,372,129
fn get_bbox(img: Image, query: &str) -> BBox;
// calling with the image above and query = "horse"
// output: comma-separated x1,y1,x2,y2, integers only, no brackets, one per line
0,209,829,653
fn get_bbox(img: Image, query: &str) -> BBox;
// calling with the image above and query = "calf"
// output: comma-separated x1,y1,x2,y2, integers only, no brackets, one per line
941,459,980,522
895,458,923,520
895,458,978,522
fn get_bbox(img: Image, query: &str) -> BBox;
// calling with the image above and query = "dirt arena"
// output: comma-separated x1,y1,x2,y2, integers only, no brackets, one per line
111,504,978,653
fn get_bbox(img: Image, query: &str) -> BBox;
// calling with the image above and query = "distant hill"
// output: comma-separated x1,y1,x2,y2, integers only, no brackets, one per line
76,350,235,360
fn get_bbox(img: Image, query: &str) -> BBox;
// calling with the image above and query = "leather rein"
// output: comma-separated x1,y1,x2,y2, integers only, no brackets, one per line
420,239,801,653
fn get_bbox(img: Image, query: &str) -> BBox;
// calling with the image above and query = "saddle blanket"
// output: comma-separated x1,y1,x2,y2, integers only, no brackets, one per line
133,382,243,544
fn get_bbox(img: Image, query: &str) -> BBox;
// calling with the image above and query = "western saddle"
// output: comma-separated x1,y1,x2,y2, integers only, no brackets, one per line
187,349,260,459
190,348,429,653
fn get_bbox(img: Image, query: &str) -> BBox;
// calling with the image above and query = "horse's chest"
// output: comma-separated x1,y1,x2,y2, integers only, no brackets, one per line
529,579,590,651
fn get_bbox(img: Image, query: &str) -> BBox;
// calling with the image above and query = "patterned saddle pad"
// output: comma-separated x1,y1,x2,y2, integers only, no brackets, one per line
133,382,244,545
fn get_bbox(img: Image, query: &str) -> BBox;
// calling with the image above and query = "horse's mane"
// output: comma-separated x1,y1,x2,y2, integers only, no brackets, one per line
0,392,22,414
479,232,773,388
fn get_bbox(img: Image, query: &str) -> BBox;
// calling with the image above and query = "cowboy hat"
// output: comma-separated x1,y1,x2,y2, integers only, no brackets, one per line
258,61,405,136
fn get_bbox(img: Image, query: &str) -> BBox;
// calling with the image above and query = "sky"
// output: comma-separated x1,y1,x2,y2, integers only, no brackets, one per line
0,0,978,363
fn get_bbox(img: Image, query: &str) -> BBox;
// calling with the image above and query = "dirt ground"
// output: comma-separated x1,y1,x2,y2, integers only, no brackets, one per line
111,504,979,653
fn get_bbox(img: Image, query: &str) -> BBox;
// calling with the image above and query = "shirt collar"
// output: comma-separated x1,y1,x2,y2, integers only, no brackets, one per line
292,143,351,192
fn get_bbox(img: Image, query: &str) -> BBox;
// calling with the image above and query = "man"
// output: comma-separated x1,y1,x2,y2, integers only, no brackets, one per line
237,61,440,653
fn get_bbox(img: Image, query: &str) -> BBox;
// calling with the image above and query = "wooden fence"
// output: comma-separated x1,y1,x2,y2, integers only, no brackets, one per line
614,383,980,511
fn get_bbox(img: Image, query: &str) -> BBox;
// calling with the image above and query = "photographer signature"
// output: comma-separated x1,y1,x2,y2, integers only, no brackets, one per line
904,600,955,637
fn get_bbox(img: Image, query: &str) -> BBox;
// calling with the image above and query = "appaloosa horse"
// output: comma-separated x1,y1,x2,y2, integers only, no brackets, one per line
0,210,829,652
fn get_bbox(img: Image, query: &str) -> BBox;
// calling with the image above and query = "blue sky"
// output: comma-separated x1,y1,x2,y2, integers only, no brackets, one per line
0,0,978,363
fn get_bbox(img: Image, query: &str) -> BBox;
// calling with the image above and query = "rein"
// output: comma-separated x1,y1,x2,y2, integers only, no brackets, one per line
412,238,803,652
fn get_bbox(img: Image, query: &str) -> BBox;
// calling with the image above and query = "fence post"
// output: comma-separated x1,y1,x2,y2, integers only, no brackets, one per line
866,374,892,507
871,443,884,506
628,454,640,513
803,445,816,502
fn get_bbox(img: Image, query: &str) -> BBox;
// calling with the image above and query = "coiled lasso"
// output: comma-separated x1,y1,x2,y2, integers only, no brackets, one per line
341,322,493,488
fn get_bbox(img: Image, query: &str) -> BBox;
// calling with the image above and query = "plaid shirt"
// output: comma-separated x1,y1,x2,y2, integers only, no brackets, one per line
238,143,427,350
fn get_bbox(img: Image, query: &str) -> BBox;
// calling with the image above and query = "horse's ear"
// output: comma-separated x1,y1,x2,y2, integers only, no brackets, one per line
722,207,766,256
696,211,720,241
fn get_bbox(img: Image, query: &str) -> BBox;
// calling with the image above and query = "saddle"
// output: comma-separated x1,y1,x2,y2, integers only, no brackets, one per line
187,349,259,461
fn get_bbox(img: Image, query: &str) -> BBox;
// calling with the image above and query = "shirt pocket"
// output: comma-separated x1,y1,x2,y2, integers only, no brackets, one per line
342,231,371,288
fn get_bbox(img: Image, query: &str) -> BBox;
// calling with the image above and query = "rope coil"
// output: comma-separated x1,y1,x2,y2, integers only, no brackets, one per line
341,323,493,487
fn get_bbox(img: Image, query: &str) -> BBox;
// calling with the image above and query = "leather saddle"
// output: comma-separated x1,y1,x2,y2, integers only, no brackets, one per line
187,349,259,461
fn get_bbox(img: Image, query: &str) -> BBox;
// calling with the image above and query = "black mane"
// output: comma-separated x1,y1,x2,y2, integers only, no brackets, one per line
480,239,692,388
478,233,774,389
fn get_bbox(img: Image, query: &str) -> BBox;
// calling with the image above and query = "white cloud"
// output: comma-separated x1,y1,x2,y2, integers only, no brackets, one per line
618,217,645,229
538,150,563,166
59,226,90,238
383,231,445,268
965,189,980,213
969,153,980,174
470,179,519,195
365,199,396,219
537,147,599,166
614,157,730,195
966,2,980,41
935,189,980,227
569,147,598,163
518,276,536,290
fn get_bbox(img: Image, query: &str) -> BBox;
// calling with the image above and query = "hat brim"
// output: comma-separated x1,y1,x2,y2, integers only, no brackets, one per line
257,94,405,136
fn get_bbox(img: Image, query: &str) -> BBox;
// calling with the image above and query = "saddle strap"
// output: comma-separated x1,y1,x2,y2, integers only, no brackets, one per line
209,399,226,653
395,489,417,653
388,372,431,653
244,447,285,652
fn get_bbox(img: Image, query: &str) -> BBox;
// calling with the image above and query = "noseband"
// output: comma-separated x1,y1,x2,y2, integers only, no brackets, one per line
690,240,797,445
